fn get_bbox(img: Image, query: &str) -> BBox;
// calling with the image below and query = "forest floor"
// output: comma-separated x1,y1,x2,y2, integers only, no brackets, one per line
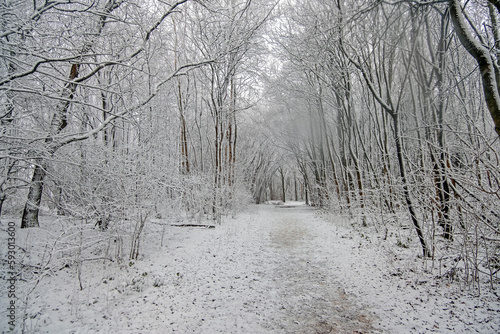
1,203,500,333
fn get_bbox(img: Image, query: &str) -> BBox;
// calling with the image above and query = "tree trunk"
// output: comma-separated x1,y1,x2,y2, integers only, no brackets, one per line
0,192,5,218
279,168,286,203
20,63,78,228
393,114,430,257
294,173,298,201
449,0,500,137
21,160,46,228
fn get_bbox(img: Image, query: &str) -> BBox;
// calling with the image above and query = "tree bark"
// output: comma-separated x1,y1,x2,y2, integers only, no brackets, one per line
449,0,500,137
21,160,46,228
279,167,286,203
393,114,430,257
21,62,79,228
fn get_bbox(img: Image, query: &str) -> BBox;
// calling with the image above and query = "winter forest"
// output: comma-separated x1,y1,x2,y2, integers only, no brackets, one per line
1,0,500,332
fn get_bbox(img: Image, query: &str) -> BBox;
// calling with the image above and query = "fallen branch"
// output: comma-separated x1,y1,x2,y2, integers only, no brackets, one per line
170,224,215,229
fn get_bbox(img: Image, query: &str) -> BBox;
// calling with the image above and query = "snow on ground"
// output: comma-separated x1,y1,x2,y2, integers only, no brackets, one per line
1,203,499,333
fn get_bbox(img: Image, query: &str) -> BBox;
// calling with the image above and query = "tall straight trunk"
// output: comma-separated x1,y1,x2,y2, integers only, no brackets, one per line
435,36,452,239
343,69,365,212
279,168,286,203
180,109,190,174
227,76,236,187
294,173,298,201
21,159,46,227
0,57,16,219
0,194,5,217
336,92,352,208
379,104,395,213
210,67,226,220
415,10,453,240
269,177,274,200
173,18,190,175
420,9,453,240
298,161,310,206
393,114,430,257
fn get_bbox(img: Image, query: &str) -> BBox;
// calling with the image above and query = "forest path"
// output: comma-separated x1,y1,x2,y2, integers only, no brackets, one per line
150,203,378,333
264,205,376,333
23,204,380,333
12,204,500,333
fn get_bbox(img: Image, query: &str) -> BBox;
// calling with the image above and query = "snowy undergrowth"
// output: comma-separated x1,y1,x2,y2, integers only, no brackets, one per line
321,209,500,333
0,204,499,333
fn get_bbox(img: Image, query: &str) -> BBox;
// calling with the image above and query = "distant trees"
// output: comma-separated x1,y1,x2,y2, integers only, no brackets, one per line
187,0,274,220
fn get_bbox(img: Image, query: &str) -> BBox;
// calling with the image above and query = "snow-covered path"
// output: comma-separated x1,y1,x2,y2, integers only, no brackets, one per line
6,203,500,333
109,204,377,333
260,205,375,333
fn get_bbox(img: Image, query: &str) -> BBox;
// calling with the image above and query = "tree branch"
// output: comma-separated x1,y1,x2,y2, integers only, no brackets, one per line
53,59,214,148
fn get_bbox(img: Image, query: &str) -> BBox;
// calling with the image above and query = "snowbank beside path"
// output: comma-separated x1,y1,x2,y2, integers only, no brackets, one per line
1,204,499,333
313,210,500,334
